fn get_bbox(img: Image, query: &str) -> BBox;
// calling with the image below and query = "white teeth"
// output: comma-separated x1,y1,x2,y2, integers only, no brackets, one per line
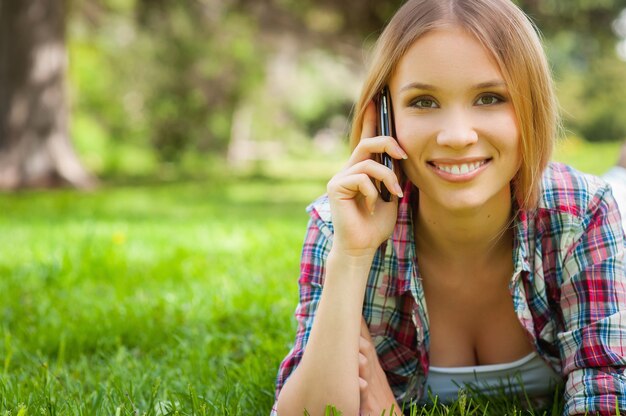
435,161,485,175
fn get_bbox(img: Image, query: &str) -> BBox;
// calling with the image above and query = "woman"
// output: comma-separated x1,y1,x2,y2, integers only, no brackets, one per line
273,1,626,415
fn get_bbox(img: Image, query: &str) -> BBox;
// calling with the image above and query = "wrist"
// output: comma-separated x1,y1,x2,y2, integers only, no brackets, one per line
328,246,376,272
324,248,375,290
328,245,377,266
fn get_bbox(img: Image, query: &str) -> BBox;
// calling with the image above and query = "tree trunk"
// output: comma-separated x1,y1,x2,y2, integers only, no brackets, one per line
0,0,95,190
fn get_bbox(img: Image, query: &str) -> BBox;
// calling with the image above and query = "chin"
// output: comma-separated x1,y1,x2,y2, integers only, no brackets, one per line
441,198,489,213
433,189,506,213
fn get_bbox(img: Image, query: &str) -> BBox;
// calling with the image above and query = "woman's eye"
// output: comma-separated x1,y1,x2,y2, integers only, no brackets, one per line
410,97,438,109
475,94,503,106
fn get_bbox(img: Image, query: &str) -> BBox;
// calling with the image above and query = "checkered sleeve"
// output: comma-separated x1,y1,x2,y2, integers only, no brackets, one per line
558,183,626,416
271,208,333,415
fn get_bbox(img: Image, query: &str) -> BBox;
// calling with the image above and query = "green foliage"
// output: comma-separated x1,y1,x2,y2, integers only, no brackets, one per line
140,4,264,162
69,12,157,177
69,1,266,177
544,23,626,143
576,57,626,141
67,0,626,182
516,0,626,45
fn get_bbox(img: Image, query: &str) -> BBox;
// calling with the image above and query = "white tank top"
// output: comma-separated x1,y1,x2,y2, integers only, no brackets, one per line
421,351,562,404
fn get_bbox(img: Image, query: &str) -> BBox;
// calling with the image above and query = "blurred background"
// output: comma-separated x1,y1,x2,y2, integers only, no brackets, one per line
2,0,626,189
1,2,626,413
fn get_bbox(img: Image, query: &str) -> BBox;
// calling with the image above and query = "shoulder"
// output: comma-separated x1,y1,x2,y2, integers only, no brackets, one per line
538,162,612,220
306,194,334,238
529,163,621,253
297,195,335,286
531,163,623,265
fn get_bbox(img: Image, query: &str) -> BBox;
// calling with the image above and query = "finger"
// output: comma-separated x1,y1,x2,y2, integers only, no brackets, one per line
358,376,369,413
359,376,368,392
328,173,380,214
360,100,377,140
348,136,408,167
345,160,403,198
359,336,377,375
360,317,373,342
359,335,372,352
358,359,372,415
358,352,369,377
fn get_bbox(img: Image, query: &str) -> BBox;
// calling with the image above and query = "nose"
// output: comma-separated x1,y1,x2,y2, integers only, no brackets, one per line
436,109,478,149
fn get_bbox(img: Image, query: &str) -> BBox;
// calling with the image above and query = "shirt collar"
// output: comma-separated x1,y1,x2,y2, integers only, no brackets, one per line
512,200,533,276
388,181,418,295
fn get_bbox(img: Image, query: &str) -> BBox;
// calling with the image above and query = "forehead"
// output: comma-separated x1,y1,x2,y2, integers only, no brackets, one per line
390,26,505,91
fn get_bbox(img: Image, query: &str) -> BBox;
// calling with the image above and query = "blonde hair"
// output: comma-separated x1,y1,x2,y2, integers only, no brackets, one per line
349,0,559,210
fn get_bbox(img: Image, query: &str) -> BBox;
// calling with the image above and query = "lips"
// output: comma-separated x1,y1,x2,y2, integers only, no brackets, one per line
430,160,489,175
426,158,492,181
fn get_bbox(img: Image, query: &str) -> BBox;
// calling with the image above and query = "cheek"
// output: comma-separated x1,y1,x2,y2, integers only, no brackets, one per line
394,118,432,150
494,125,519,148
480,112,520,150
497,107,520,140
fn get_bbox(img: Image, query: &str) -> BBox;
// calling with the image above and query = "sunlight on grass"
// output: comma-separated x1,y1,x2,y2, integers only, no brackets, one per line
0,180,306,414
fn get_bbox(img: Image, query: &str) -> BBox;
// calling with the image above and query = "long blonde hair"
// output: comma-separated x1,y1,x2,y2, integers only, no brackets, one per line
350,0,559,210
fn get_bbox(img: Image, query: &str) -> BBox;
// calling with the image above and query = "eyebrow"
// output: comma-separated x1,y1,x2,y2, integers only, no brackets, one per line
399,80,507,92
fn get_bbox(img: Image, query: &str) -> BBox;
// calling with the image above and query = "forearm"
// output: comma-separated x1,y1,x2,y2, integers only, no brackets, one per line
277,248,374,416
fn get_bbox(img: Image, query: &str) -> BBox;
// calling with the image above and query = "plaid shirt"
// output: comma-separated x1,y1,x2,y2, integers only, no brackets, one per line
272,163,626,416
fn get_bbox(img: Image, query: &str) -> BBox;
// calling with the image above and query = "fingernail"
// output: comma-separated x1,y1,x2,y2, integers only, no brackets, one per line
396,146,408,159
394,184,403,197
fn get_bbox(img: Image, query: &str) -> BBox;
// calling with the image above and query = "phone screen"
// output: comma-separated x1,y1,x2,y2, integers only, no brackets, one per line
376,86,395,202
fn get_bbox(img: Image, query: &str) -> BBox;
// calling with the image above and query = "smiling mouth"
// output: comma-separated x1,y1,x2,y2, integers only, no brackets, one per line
429,159,491,175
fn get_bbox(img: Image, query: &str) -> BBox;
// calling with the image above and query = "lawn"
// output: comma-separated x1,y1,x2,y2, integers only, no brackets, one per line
0,140,621,415
0,179,321,415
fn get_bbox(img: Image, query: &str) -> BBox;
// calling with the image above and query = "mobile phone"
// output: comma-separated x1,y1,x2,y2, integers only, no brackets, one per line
376,86,395,202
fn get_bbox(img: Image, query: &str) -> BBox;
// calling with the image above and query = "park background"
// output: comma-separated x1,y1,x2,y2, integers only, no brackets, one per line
1,0,626,414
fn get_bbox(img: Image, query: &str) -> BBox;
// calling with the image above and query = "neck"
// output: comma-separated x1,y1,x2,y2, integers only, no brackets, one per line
414,188,514,264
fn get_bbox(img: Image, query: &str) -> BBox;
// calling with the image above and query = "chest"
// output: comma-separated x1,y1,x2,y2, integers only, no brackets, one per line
419,256,535,366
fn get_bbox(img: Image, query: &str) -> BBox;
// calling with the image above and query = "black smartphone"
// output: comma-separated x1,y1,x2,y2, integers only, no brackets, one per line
376,86,395,202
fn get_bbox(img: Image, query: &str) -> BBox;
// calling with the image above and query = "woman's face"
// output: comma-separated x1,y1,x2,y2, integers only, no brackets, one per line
389,26,521,214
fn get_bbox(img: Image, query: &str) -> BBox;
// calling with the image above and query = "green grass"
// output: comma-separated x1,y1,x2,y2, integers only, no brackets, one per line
0,179,323,415
0,143,621,415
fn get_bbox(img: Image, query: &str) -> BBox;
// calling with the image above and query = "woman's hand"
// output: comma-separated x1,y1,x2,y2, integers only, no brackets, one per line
358,318,402,416
326,100,407,258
